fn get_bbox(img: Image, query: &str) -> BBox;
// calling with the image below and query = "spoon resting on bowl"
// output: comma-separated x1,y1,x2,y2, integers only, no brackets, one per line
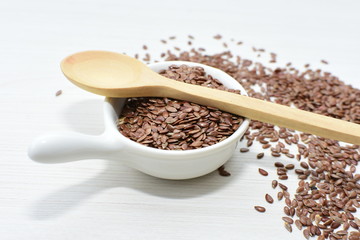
61,50,360,145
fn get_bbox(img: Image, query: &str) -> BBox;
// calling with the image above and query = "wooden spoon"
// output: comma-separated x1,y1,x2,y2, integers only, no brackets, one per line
61,50,360,145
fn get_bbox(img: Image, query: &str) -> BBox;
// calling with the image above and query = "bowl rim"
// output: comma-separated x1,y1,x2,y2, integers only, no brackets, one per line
105,60,250,157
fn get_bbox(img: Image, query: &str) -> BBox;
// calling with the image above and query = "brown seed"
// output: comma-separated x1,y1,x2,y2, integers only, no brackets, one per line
55,90,62,96
258,168,268,176
271,152,281,157
321,59,329,64
349,221,359,229
284,206,290,216
254,206,266,212
240,148,249,153
278,192,284,201
265,194,274,204
285,198,291,207
272,180,278,189
300,162,309,169
279,183,288,191
262,144,271,149
256,152,264,159
279,175,288,180
285,164,295,170
295,220,303,230
284,222,292,233
331,221,341,229
275,162,284,168
282,217,294,224
303,229,310,239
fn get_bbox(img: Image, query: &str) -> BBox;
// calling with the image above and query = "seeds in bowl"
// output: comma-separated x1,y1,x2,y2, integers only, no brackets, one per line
117,65,244,150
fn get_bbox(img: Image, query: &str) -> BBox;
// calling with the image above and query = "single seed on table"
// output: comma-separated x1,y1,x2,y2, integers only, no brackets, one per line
279,175,288,180
295,220,303,230
349,221,359,229
284,222,292,232
258,168,268,176
257,152,264,159
285,164,295,170
55,90,62,96
298,174,308,180
272,180,278,188
336,230,348,236
265,194,274,204
254,206,266,212
278,192,284,200
274,162,284,168
331,221,341,229
282,216,294,224
277,168,287,175
303,229,310,239
262,144,271,149
285,198,291,207
284,206,290,216
300,162,309,169
289,208,295,217
271,152,281,157
279,183,288,191
240,148,249,153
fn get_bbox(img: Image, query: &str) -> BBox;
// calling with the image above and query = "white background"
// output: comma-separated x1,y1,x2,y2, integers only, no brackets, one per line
0,0,359,239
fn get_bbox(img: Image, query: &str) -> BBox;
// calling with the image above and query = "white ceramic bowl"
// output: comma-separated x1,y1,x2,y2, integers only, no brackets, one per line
28,61,250,179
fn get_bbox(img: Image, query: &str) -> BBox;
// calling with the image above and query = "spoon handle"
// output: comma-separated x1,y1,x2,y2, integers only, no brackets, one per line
165,82,360,145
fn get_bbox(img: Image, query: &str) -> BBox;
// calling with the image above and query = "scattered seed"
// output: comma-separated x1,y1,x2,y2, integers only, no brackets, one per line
213,34,222,40
138,36,360,238
272,180,278,189
303,229,310,239
257,152,264,159
283,217,294,224
295,220,303,230
279,175,288,180
321,59,329,64
279,183,288,191
284,222,292,232
278,192,284,201
265,194,274,204
240,147,249,153
258,168,268,176
300,162,309,169
274,162,284,168
55,90,62,96
285,164,294,170
254,206,266,212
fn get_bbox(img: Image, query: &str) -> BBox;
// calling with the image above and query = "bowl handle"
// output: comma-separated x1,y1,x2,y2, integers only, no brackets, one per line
28,132,121,163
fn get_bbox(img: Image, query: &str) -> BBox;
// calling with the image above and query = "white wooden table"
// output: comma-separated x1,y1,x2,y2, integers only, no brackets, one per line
1,0,359,239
